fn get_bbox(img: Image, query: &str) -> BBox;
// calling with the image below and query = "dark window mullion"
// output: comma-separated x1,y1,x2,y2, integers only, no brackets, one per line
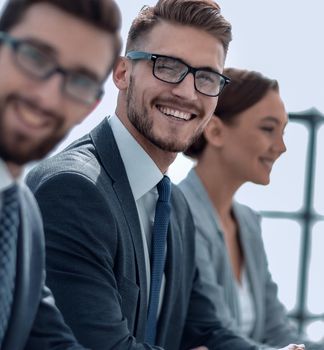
261,109,324,334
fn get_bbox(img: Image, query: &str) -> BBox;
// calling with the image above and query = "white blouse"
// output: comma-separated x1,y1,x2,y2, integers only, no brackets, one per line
235,266,256,336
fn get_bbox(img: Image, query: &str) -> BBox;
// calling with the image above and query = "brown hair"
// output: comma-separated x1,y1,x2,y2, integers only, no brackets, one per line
0,0,122,70
126,0,232,54
185,67,279,158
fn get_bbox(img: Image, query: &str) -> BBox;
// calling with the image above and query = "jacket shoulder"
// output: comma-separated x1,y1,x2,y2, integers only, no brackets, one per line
26,134,101,193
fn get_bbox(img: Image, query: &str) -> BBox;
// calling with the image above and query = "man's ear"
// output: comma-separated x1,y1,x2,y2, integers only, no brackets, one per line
113,56,130,90
203,115,225,148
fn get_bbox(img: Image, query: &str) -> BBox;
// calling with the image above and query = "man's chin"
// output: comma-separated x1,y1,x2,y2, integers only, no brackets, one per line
0,142,57,165
148,132,200,153
147,135,182,153
0,150,41,166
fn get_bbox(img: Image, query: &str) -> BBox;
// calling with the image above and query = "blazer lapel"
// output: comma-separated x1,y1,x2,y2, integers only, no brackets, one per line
183,169,242,323
90,118,148,337
233,202,262,338
2,189,42,350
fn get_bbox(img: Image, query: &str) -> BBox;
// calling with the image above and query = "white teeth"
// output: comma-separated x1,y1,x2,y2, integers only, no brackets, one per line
261,159,274,169
21,108,43,127
158,105,191,120
17,103,46,128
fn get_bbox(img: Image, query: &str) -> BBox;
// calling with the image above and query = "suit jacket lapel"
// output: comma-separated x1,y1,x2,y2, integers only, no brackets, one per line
233,202,262,337
3,189,41,350
90,118,148,337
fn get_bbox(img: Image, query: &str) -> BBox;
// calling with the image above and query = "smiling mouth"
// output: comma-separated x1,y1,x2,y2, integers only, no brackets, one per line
13,99,54,130
156,104,195,121
260,158,274,170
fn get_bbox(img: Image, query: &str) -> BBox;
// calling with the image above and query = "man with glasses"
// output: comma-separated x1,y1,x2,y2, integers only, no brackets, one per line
0,0,121,349
27,1,305,350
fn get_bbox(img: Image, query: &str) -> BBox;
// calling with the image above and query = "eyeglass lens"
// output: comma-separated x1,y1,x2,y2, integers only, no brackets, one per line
153,56,225,96
12,40,101,104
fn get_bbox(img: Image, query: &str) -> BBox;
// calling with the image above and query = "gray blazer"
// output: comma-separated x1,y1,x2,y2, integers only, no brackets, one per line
179,168,324,350
26,118,260,350
2,184,85,350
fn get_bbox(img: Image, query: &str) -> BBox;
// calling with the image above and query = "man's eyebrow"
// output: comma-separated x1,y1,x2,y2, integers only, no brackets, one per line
24,38,58,56
167,54,222,73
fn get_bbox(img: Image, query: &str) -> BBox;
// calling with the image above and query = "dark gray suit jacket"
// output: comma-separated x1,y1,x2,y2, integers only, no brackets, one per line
26,117,259,350
2,183,86,350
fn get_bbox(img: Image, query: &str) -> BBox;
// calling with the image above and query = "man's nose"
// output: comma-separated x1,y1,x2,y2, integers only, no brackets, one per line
171,72,198,101
32,72,65,109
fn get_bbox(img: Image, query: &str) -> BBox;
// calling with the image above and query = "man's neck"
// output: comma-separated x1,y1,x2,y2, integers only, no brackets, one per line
115,110,177,174
6,162,22,179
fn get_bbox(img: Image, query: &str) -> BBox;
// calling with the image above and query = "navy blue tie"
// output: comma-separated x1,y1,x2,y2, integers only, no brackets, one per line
145,176,171,345
0,185,19,346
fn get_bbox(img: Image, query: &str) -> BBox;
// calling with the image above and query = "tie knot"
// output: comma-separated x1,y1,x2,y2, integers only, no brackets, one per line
157,176,171,203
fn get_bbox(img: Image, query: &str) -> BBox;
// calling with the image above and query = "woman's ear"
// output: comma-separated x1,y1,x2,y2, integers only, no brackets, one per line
203,115,225,148
113,56,131,90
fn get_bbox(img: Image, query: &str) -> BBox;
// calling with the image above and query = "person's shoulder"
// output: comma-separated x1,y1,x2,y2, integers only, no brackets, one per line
178,169,196,193
171,182,190,207
234,201,260,220
171,183,196,230
26,133,102,192
178,169,205,208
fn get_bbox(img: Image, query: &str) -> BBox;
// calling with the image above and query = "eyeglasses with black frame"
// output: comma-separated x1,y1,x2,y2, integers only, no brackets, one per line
126,51,230,97
0,31,104,105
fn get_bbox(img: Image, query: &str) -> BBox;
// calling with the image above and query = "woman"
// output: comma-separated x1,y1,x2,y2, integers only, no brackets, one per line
179,68,323,349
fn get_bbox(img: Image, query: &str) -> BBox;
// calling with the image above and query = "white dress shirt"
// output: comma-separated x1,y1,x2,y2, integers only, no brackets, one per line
0,158,16,213
108,115,166,314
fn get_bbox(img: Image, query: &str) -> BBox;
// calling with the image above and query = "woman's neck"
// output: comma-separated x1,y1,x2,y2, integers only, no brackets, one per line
195,158,241,218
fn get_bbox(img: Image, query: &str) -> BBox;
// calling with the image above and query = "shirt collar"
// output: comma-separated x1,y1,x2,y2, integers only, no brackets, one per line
108,115,163,201
0,158,16,192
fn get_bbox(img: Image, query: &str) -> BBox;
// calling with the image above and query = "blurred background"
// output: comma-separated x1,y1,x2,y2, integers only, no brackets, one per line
1,0,323,340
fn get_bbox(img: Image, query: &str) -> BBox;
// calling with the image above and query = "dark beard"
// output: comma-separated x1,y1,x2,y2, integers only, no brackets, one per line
0,130,63,165
126,76,205,153
0,94,65,165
